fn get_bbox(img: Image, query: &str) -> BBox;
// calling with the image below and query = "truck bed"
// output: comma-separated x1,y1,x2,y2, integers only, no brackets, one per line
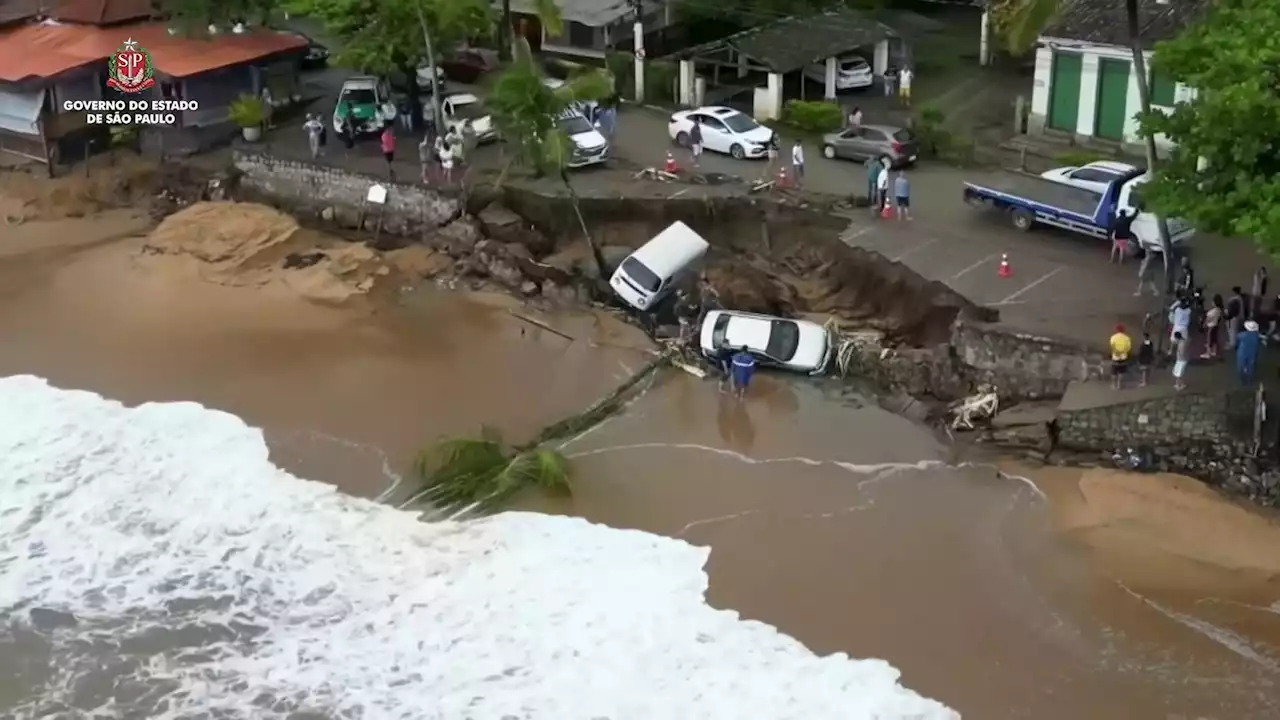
965,171,1103,218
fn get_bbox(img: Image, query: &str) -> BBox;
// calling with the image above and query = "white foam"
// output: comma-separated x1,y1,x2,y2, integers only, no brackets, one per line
0,375,958,719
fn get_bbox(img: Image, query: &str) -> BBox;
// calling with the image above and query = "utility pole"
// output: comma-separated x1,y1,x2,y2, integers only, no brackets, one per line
632,0,645,103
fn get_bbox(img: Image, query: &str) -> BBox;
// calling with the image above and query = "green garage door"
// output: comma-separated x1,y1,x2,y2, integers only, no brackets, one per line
1095,58,1131,140
1048,52,1082,132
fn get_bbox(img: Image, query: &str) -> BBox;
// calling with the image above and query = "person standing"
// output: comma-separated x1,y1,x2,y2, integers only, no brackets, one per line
791,141,805,187
1136,331,1155,387
894,169,911,220
439,139,455,185
847,106,863,130
765,133,779,175
1171,330,1189,391
418,133,433,184
1236,320,1261,385
1109,207,1135,264
730,346,757,399
380,123,396,181
336,112,353,155
898,66,913,106
1176,255,1195,298
1202,293,1224,359
865,157,882,211
1251,266,1269,318
1168,297,1192,356
876,166,890,214
302,114,324,159
714,343,734,393
1134,249,1161,297
689,118,703,167
1227,286,1247,350
1109,324,1132,389
260,86,274,130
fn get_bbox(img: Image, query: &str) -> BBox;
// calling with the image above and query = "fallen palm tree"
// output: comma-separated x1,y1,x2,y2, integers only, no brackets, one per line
405,347,676,514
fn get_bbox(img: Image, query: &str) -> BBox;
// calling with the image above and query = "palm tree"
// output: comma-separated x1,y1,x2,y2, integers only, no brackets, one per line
994,0,1175,288
486,0,613,277
409,427,572,513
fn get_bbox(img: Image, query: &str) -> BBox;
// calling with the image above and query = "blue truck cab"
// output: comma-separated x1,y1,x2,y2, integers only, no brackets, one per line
962,168,1195,250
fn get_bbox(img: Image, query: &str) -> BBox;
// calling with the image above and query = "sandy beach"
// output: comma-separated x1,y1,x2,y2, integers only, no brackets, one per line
1,179,1278,717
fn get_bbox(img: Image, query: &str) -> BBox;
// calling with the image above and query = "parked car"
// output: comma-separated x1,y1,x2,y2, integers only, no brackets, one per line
820,124,918,168
282,31,329,70
1040,160,1141,195
427,93,499,143
542,77,599,118
415,62,448,89
699,310,833,375
441,48,499,83
668,106,775,160
803,55,873,90
333,76,391,135
555,107,608,168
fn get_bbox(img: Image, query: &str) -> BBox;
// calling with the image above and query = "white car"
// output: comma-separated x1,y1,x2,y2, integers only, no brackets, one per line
699,310,833,375
424,93,498,143
542,77,599,118
803,55,873,90
1041,160,1140,194
668,106,775,160
415,63,447,89
555,108,608,168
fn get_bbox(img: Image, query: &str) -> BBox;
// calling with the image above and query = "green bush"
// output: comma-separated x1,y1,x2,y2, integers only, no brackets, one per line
911,106,948,158
228,95,264,128
605,52,632,96
782,100,843,134
645,60,677,103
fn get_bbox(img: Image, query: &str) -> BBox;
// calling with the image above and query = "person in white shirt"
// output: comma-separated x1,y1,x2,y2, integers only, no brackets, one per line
791,141,805,187
898,66,913,105
876,166,890,211
302,114,324,159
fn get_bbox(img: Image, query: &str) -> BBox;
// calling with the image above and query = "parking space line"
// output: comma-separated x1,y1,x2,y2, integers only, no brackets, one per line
951,252,1001,280
841,226,873,242
890,238,939,262
994,267,1065,305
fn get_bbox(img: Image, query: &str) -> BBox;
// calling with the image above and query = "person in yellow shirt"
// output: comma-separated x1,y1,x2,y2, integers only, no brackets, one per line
1109,323,1132,389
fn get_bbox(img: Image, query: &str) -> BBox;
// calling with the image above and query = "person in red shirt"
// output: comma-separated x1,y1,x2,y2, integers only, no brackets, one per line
380,124,396,181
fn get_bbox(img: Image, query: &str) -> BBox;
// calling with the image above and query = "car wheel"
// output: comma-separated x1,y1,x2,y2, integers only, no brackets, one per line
730,144,745,160
675,131,690,147
823,144,836,160
1011,207,1035,232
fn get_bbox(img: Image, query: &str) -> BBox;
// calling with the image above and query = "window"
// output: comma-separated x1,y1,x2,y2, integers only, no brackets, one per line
1150,70,1176,106
766,320,800,361
702,117,728,133
711,314,731,348
721,112,759,134
861,129,886,141
620,257,662,292
1071,168,1112,183
557,114,593,135
891,129,914,142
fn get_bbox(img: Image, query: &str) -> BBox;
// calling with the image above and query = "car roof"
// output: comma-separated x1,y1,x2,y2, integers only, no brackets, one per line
694,106,740,117
861,123,905,133
445,92,480,104
630,221,710,278
723,314,774,351
1084,161,1139,173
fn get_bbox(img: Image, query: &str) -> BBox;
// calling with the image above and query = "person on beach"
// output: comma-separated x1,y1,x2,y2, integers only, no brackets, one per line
1171,330,1188,391
894,170,911,220
865,157,882,210
1236,320,1261,386
1136,331,1155,387
730,346,756,399
1109,207,1135,264
380,124,396,181
791,141,805,188
689,118,703,167
1109,324,1132,389
303,114,324,159
1227,286,1246,350
1202,293,1224,359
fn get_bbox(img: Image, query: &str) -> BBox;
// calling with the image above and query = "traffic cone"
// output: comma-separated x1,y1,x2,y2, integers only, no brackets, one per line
997,253,1012,278
776,166,789,188
664,151,678,174
879,198,893,220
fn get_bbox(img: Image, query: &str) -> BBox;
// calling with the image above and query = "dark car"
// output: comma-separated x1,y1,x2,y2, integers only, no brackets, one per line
286,31,329,70
439,49,498,84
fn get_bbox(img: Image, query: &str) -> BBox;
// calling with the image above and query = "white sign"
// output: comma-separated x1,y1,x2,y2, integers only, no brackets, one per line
367,184,387,204
635,48,646,60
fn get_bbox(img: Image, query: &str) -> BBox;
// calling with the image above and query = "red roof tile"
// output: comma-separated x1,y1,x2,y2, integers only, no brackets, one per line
48,0,153,25
0,21,308,84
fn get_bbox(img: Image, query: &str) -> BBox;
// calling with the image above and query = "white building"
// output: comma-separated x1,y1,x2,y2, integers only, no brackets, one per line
1027,0,1207,149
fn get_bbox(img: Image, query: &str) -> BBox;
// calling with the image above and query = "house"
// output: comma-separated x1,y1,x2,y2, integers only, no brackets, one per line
1028,0,1207,148
504,0,673,58
0,0,307,165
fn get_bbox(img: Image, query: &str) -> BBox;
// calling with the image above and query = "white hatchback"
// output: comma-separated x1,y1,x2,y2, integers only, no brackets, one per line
1040,160,1140,194
699,310,833,375
668,106,775,160
803,55,874,90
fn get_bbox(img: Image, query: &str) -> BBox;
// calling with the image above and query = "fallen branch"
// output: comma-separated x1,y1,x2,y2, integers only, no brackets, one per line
509,310,575,342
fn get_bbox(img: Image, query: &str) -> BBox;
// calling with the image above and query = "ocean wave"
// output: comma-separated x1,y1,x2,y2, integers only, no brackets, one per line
0,375,957,719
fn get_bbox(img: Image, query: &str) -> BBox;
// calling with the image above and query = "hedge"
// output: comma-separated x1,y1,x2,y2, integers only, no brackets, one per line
781,100,843,134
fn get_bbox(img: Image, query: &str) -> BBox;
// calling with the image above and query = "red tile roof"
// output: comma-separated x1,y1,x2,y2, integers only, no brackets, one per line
48,0,153,25
0,21,308,84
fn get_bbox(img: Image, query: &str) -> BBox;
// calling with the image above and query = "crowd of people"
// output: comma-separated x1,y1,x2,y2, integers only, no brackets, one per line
1108,259,1272,391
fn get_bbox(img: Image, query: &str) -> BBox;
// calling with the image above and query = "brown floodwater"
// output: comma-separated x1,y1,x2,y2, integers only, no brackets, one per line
1,209,1278,718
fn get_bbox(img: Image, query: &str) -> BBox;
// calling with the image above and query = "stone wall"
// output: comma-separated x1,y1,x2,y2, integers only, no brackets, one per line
1056,389,1256,456
232,151,461,238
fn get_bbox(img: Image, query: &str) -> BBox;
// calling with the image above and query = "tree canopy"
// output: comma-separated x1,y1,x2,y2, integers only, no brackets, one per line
162,0,279,31
1139,0,1280,253
284,0,492,77
986,0,1063,54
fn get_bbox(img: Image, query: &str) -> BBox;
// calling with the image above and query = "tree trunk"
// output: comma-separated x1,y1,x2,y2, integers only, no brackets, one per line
415,3,443,135
1126,0,1174,292
499,0,512,62
560,170,608,278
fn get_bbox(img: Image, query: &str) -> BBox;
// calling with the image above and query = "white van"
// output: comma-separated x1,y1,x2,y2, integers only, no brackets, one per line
610,221,710,311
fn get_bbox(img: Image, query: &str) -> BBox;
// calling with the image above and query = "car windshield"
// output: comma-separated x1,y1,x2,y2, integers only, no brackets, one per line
558,114,594,135
620,257,662,293
450,100,487,120
711,314,731,348
766,320,800,361
892,129,914,142
840,58,869,70
341,88,376,106
721,112,758,134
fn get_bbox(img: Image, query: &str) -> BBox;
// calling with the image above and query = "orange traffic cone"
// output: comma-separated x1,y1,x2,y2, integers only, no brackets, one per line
997,253,1012,278
879,199,893,220
664,151,678,174
776,166,789,188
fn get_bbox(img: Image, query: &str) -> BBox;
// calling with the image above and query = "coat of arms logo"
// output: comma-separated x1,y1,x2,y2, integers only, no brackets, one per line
107,38,155,93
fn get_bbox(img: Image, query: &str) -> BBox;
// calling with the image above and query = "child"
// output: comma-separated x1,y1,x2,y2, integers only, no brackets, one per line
1136,331,1154,386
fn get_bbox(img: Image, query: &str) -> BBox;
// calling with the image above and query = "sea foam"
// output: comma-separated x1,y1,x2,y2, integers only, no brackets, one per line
0,375,958,719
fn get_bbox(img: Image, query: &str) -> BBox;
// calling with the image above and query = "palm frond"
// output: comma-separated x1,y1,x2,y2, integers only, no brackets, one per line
554,68,614,105
531,0,564,36
989,0,1064,55
489,449,573,505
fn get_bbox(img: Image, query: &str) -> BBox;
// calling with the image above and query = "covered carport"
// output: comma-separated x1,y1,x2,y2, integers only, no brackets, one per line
669,9,899,120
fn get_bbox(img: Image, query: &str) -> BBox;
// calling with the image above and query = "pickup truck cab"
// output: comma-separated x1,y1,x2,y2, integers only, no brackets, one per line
962,168,1195,251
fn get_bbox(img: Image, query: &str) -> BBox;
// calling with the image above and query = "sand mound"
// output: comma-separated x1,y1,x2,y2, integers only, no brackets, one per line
142,201,403,302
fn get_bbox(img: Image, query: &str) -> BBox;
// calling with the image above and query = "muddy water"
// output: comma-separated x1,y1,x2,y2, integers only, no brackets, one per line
1,212,1278,718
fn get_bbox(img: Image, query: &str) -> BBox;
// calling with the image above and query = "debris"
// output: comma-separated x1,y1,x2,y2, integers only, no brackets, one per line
949,385,999,431
509,310,575,342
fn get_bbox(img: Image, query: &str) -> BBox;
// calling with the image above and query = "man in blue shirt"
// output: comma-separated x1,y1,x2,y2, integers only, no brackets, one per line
894,171,911,220
730,346,756,399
